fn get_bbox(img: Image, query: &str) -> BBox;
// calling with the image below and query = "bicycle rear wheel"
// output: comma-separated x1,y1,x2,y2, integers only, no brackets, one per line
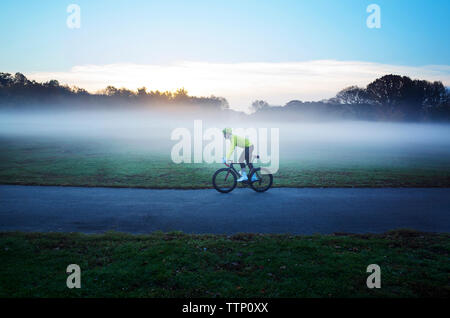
212,168,237,193
249,167,273,192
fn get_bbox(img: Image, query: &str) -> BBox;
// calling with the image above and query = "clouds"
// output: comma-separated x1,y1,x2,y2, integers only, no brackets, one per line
26,60,450,111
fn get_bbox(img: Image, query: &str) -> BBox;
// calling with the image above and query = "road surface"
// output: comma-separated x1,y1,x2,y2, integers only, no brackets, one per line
0,185,449,234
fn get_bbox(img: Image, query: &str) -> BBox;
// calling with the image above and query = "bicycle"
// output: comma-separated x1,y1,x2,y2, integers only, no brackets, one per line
212,155,273,193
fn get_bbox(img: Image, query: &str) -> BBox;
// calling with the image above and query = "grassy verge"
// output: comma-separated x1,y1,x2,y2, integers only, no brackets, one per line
1,230,449,298
1,137,449,188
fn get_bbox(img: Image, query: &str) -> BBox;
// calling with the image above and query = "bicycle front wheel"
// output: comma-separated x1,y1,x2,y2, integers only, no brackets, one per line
212,168,237,193
249,167,273,192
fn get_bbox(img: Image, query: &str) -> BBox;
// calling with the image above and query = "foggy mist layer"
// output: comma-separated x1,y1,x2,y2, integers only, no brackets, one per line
1,107,450,169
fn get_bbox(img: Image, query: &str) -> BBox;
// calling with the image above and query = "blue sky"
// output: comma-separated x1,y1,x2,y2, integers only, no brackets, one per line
1,0,449,108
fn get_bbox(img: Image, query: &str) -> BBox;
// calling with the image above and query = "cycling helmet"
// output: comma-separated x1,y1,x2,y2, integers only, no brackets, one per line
222,128,232,136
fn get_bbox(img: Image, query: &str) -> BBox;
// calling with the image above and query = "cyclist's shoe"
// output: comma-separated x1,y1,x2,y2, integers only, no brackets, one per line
237,171,248,182
251,174,258,182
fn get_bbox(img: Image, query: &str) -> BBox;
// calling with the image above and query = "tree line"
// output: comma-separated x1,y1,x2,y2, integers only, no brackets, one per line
0,72,229,110
252,75,450,122
1,72,449,121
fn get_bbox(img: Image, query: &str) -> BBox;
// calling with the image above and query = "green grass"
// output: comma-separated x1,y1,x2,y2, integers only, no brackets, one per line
0,230,449,298
0,136,449,188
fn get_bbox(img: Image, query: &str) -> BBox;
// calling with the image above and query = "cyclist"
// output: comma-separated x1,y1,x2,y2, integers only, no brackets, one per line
222,128,257,182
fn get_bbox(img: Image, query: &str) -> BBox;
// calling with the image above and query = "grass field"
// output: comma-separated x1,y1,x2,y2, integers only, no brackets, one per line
0,230,448,298
1,133,449,298
1,136,449,188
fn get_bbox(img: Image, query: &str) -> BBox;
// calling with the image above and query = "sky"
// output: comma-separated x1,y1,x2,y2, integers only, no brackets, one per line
1,0,449,110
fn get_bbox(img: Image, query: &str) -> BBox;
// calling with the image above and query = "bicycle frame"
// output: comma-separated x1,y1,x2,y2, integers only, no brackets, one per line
224,154,259,175
223,162,256,178
223,162,243,175
214,154,271,192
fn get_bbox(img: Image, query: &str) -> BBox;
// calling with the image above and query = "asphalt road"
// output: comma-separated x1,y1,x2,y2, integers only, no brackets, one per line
0,185,449,234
